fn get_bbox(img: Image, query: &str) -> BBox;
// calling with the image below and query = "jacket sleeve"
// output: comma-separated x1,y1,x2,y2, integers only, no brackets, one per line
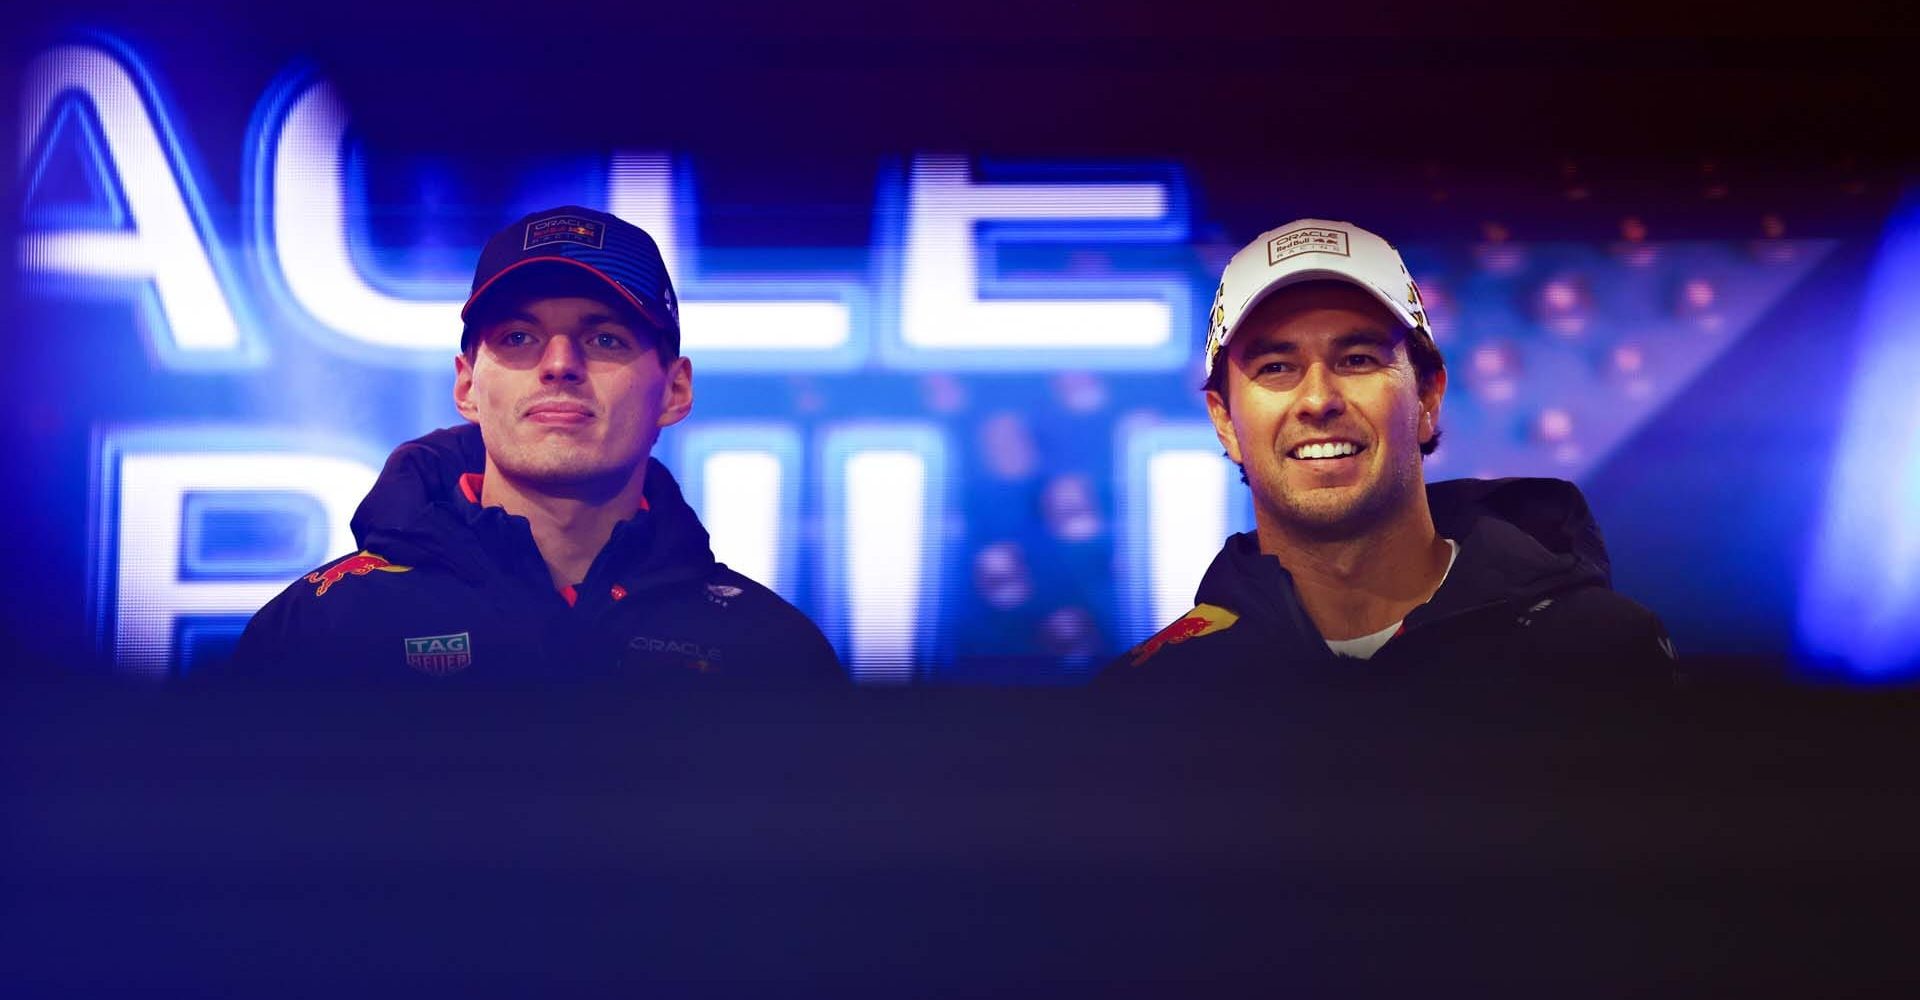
219,590,291,678
721,576,850,685
793,623,852,686
1619,602,1684,686
223,577,347,678
1545,589,1685,689
765,597,849,686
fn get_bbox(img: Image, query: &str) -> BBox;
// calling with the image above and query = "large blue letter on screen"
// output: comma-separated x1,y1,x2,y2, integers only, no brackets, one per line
887,155,1190,370
97,430,379,675
21,40,251,368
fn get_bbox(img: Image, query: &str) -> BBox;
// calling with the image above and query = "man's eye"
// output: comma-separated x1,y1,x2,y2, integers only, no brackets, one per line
499,330,534,346
1343,354,1380,368
1258,361,1295,375
591,333,629,350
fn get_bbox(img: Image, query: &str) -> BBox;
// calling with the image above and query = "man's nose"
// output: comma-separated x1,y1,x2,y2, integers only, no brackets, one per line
539,335,584,382
1296,363,1346,421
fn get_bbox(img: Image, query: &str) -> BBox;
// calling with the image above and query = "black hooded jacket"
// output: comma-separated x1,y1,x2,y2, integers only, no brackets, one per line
230,424,844,685
1099,478,1677,688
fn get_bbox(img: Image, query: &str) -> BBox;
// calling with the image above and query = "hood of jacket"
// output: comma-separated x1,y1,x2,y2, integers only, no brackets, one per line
1193,477,1614,647
348,422,716,594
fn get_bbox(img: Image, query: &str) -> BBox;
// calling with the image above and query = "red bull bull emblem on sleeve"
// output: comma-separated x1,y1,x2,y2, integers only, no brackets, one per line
1128,604,1240,667
403,632,472,676
305,551,411,596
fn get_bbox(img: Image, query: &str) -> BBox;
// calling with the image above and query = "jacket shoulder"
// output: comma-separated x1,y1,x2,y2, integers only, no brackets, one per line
1097,603,1246,682
227,550,423,673
292,549,419,598
1513,584,1682,684
1537,585,1674,648
704,566,848,683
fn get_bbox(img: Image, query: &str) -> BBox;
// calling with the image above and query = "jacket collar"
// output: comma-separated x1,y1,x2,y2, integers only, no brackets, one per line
350,423,716,594
1193,477,1611,645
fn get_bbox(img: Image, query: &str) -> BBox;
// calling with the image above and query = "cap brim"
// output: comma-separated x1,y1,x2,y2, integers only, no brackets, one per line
1218,267,1425,359
460,256,671,333
1244,268,1420,330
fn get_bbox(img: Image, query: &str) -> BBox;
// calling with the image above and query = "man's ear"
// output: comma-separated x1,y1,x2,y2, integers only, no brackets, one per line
657,356,694,428
453,353,479,423
1206,387,1243,465
1418,366,1447,447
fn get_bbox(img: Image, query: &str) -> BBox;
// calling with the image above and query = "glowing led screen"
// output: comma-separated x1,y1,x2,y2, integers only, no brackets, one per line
16,33,1915,681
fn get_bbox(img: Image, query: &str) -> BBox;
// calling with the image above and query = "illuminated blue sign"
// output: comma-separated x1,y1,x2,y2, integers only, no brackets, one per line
21,35,1851,678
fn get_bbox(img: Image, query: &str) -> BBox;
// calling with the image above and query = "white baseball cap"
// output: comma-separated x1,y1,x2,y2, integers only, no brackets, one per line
1204,219,1431,379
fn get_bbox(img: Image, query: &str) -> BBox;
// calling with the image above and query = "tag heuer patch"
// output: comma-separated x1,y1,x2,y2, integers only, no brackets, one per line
403,631,472,676
1267,226,1350,265
524,214,606,251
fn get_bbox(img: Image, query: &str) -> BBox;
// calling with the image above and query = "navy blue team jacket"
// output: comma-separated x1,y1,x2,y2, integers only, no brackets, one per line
230,424,845,685
1100,478,1678,688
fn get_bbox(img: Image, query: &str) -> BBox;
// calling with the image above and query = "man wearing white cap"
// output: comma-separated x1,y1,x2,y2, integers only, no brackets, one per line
1103,220,1675,683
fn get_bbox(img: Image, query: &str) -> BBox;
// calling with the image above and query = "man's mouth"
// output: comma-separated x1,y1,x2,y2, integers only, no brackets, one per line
524,400,594,424
1288,440,1365,461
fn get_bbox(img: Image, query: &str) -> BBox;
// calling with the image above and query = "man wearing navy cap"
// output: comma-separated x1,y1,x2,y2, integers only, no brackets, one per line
1101,219,1675,686
233,207,844,684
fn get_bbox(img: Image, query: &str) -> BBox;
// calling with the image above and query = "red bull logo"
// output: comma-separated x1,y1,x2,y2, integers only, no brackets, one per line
1128,603,1240,666
305,550,411,596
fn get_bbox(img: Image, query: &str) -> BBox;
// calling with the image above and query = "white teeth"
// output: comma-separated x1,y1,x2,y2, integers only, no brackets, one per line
1292,441,1360,460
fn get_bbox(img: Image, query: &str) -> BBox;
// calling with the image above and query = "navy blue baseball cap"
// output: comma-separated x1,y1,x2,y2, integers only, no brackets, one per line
460,205,680,356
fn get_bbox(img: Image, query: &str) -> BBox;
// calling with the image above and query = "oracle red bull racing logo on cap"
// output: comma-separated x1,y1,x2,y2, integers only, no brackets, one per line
403,631,472,676
524,214,606,251
1127,603,1240,666
1267,225,1350,265
305,551,411,596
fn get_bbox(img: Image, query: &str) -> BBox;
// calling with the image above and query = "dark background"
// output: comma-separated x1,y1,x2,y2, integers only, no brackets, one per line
5,4,1919,992
13,1,1919,679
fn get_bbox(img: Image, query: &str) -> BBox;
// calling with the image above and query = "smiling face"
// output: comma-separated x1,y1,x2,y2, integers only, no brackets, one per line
1206,281,1446,542
454,287,692,497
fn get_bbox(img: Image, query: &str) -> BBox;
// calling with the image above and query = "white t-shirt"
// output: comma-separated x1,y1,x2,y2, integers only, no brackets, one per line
1324,539,1459,661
